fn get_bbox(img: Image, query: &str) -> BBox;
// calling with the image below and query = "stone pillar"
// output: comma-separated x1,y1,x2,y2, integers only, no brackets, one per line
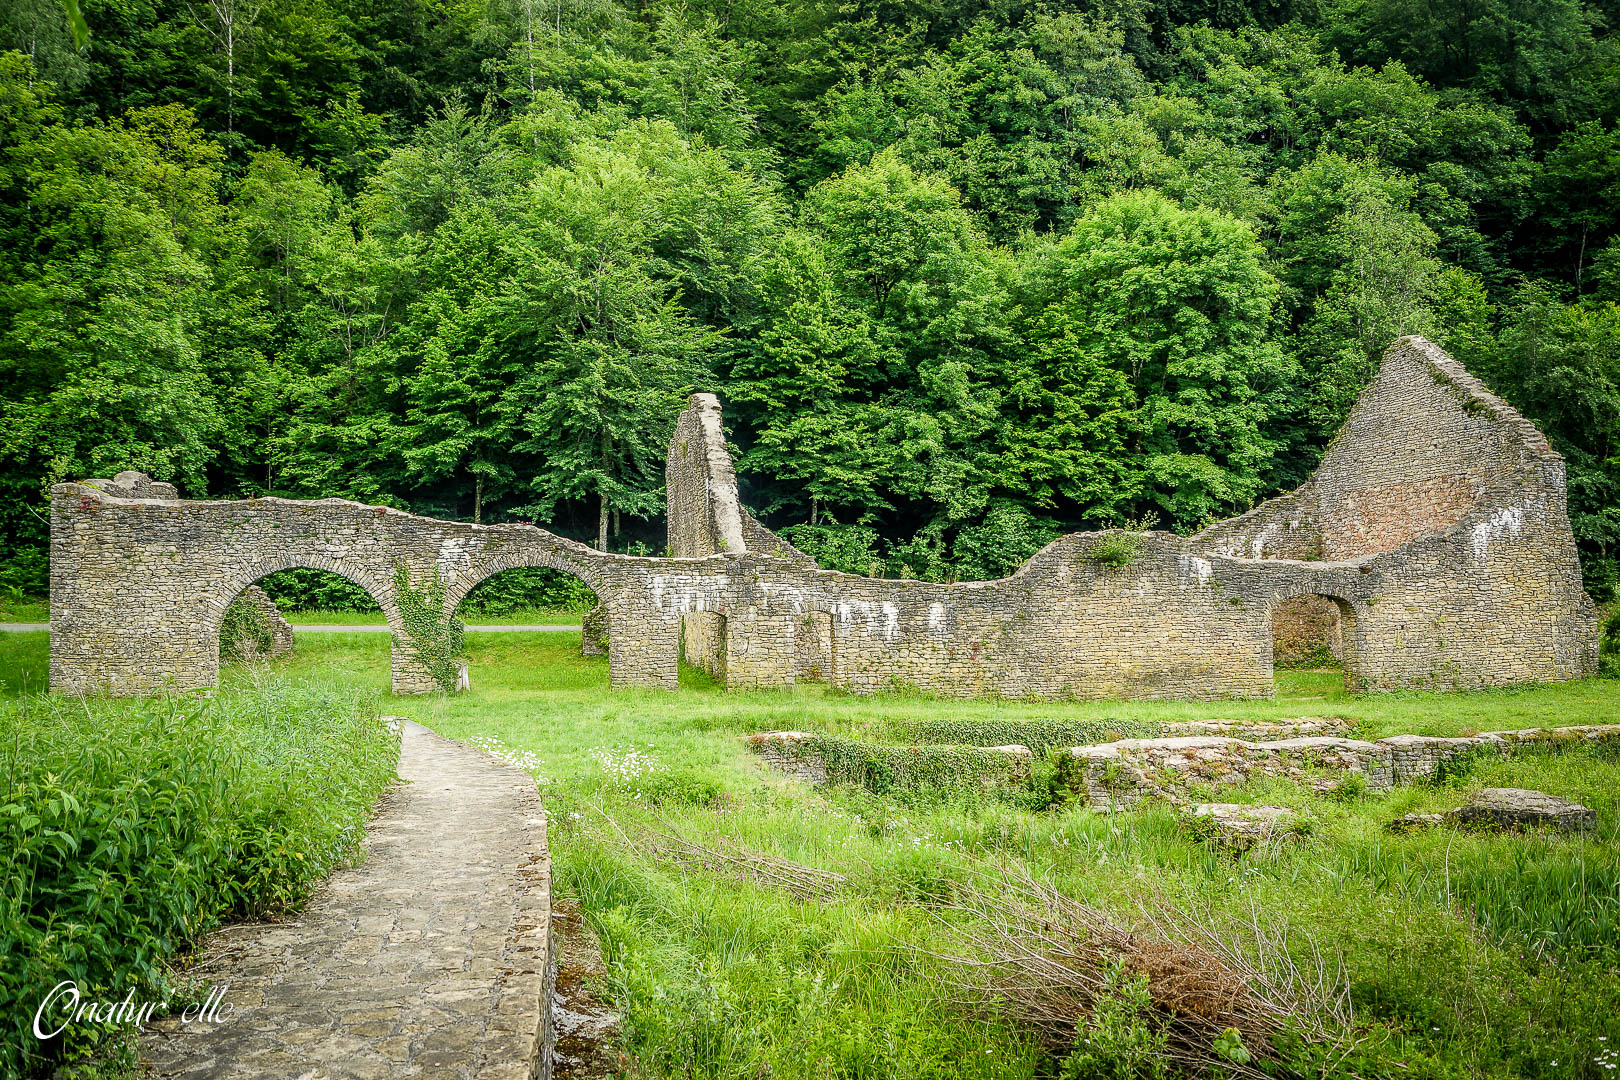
608,612,679,690
390,635,440,695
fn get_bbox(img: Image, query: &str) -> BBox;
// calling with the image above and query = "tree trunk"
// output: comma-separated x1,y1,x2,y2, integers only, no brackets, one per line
474,474,483,525
613,508,620,538
597,494,608,551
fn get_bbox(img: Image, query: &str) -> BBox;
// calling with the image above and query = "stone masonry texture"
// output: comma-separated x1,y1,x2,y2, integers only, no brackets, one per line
138,720,554,1080
52,337,1598,698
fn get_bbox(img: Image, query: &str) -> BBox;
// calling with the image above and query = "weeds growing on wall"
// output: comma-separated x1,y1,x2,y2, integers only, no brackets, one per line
1086,515,1159,571
219,594,275,663
393,564,465,692
0,680,397,1077
773,733,1032,803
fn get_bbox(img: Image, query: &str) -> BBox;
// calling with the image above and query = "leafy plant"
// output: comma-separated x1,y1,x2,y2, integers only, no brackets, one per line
1600,608,1620,676
1020,949,1168,1077
0,681,396,1076
219,593,275,663
1086,515,1159,571
393,563,466,692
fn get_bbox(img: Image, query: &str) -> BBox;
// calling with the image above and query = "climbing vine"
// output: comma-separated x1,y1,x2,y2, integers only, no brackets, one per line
393,563,466,692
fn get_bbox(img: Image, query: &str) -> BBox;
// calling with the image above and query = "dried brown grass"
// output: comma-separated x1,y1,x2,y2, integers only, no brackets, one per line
916,866,1361,1077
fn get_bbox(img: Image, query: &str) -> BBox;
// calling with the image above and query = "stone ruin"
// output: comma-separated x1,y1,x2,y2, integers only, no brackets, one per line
50,337,1599,697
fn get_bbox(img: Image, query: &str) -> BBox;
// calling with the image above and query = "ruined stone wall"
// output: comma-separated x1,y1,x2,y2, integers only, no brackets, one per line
230,583,295,659
52,339,1599,700
50,485,720,696
656,336,1596,697
666,392,746,675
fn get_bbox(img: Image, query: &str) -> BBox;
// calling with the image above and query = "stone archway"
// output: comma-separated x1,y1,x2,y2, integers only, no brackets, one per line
212,554,408,688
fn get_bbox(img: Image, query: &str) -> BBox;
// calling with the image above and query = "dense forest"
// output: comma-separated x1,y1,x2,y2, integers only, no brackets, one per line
2,0,1617,600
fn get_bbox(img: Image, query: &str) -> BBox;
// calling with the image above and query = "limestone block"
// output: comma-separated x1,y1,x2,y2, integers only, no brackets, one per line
1447,788,1596,832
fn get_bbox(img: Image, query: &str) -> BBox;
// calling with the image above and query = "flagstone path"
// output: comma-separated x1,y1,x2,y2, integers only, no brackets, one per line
139,721,553,1080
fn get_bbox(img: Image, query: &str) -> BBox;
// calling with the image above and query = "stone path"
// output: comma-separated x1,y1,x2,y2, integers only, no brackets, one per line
140,721,553,1080
0,623,578,633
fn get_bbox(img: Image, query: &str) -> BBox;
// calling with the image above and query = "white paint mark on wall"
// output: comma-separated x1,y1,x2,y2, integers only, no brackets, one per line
649,573,729,615
1177,556,1214,588
437,537,473,578
1471,507,1524,562
928,603,946,633
832,599,902,641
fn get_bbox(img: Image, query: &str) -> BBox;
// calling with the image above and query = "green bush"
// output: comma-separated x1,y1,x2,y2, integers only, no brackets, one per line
1058,960,1168,1080
1600,608,1620,676
256,567,379,613
0,680,397,1077
219,593,274,663
461,566,596,615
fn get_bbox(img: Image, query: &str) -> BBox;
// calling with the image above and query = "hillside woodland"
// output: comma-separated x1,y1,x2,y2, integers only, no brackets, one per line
2,0,1617,597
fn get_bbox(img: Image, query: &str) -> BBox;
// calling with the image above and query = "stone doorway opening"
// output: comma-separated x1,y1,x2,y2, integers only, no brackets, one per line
1271,593,1359,693
681,612,728,680
797,611,835,684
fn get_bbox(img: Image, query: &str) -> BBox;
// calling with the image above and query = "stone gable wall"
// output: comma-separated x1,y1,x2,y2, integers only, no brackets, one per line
51,338,1598,698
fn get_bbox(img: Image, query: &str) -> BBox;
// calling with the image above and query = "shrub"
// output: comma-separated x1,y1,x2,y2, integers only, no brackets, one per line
1600,608,1620,676
1058,960,1169,1080
394,563,465,692
219,593,274,663
1086,515,1159,572
0,680,397,1077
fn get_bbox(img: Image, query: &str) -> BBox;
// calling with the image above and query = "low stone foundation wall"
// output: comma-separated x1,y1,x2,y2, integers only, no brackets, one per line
746,731,1034,794
1058,725,1620,809
1157,717,1353,740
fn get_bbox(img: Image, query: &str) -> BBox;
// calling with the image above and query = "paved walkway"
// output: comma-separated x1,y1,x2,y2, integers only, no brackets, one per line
140,721,553,1080
0,623,578,633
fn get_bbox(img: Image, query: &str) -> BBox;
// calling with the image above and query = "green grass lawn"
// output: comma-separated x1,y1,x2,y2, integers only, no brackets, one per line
6,632,1618,1079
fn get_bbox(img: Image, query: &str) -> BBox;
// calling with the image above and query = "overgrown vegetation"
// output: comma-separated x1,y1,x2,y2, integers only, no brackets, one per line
898,717,1160,755
0,678,397,1077
392,564,466,692
204,632,1620,1080
3,0,1620,597
218,593,274,662
1601,608,1620,676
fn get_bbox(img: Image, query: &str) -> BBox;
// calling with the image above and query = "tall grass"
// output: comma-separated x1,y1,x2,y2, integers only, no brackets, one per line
0,678,398,1077
8,633,1617,1079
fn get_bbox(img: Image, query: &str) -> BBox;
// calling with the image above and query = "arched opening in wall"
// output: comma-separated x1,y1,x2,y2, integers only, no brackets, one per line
1271,594,1358,694
450,566,607,687
455,566,597,625
681,613,728,681
219,567,388,673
